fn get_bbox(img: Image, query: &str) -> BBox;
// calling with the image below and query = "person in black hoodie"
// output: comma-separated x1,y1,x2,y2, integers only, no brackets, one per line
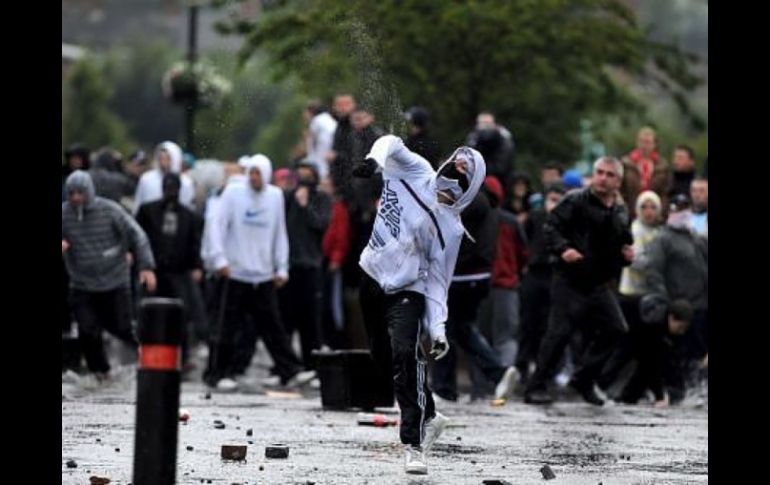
280,162,332,370
431,188,519,403
63,144,91,202
89,147,137,205
524,157,634,406
136,173,207,366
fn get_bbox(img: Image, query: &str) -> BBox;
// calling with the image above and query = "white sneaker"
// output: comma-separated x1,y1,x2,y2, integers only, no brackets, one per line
62,369,81,385
215,378,239,392
421,412,449,453
309,377,321,390
405,445,428,474
287,370,317,387
494,367,519,400
555,371,571,388
196,345,210,360
260,375,282,387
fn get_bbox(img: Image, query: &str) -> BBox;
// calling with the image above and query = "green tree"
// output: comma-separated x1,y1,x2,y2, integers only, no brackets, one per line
103,40,183,150
214,0,702,169
63,57,132,153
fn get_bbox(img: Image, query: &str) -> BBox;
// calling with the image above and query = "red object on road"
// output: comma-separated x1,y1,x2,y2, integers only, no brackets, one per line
357,413,399,427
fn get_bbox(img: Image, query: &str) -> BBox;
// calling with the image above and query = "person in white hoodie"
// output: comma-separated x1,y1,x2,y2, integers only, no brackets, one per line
354,135,486,475
206,154,314,392
133,141,196,215
304,101,338,181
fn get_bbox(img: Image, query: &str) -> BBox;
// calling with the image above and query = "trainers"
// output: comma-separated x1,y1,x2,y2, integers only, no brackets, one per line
309,377,321,390
524,388,554,405
260,375,281,387
421,412,449,453
287,369,317,387
62,369,81,385
494,367,519,400
405,445,428,474
215,377,239,392
569,379,605,406
432,392,456,406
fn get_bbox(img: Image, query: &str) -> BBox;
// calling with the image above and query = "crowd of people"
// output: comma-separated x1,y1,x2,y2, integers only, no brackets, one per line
62,94,708,413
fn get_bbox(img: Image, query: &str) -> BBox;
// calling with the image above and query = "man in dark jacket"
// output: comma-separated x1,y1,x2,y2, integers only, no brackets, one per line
62,170,156,378
524,157,634,406
136,173,207,365
514,183,566,381
280,162,332,370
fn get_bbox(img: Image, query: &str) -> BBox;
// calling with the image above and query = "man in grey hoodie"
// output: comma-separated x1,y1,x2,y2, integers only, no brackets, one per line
62,170,157,378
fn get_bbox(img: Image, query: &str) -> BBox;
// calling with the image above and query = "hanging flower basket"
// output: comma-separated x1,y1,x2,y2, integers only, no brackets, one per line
162,61,232,108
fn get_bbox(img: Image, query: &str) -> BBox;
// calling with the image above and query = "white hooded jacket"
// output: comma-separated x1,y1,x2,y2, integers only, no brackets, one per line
207,154,289,285
133,141,196,214
359,135,486,341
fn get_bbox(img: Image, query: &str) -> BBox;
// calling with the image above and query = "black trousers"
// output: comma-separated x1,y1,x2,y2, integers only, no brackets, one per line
71,287,137,373
360,273,435,447
526,275,628,393
278,266,324,369
515,270,552,376
207,279,302,384
432,279,506,401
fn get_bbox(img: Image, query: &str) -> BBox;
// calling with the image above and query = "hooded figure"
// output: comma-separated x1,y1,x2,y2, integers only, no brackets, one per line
204,152,311,392
133,141,196,214
355,135,485,475
89,148,137,203
62,170,156,376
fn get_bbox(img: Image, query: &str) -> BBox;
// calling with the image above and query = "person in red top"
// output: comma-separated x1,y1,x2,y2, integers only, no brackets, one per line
621,127,671,217
483,176,529,367
321,191,351,348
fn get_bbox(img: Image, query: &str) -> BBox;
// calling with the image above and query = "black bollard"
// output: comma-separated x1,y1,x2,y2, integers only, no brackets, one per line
132,298,184,485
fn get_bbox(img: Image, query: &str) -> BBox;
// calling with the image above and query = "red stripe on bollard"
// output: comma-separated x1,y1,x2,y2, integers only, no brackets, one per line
139,344,180,371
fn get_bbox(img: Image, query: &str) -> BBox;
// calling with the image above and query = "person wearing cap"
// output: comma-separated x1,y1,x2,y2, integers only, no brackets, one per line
561,169,584,191
524,156,634,406
405,106,440,167
646,193,708,397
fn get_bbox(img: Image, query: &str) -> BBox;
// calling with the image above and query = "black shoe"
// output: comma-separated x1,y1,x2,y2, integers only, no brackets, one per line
569,379,605,406
524,388,554,405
